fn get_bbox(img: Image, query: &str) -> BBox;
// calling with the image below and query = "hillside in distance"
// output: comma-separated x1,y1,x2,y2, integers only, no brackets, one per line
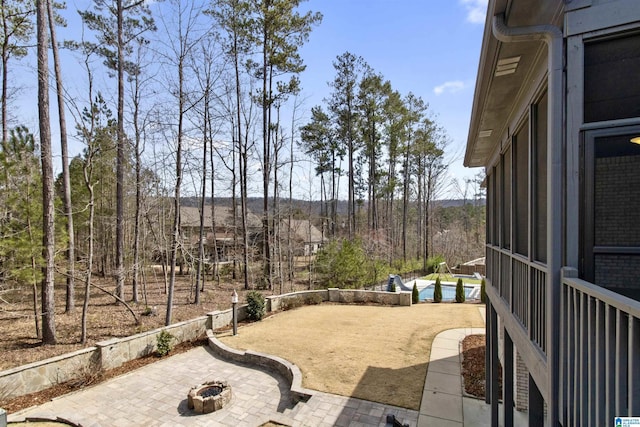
180,197,485,216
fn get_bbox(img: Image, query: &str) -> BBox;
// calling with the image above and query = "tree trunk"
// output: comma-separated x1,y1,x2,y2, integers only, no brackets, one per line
47,0,75,312
81,172,95,344
131,42,145,305
115,0,126,302
166,50,185,326
261,24,271,290
2,37,8,146
402,139,410,262
37,0,56,344
195,86,208,304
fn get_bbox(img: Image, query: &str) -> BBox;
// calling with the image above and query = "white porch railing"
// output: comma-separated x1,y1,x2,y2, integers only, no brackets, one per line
560,267,640,426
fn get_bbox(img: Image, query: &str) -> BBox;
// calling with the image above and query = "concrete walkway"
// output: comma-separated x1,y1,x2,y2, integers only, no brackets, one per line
417,327,483,426
418,308,528,426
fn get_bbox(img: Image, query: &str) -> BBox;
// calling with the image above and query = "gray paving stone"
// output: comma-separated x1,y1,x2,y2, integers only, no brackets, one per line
7,337,421,427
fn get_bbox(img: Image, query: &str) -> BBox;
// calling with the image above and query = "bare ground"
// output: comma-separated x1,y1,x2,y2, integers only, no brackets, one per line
461,334,501,399
0,271,289,371
217,303,485,410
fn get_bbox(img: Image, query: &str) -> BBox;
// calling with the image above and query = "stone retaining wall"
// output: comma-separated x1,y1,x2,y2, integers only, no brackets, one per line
0,316,209,402
1,288,409,403
97,317,209,370
206,330,313,403
0,347,99,403
268,288,411,310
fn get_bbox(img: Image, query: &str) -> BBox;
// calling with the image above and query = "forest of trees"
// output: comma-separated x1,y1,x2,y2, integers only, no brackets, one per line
0,0,485,346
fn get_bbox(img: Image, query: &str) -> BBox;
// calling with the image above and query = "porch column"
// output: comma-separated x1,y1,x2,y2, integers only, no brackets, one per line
489,301,499,427
529,374,545,426
504,329,514,427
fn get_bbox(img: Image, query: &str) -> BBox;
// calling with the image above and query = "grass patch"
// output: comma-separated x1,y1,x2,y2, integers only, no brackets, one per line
422,273,482,284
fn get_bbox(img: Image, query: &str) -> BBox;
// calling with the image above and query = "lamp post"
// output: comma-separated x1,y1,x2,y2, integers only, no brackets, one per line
231,289,238,336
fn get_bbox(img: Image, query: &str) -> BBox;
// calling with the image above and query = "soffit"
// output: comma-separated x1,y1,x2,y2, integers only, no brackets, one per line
465,0,563,168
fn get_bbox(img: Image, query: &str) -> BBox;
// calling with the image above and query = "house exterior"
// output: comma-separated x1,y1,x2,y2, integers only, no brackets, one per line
180,205,262,262
464,1,640,426
278,219,325,256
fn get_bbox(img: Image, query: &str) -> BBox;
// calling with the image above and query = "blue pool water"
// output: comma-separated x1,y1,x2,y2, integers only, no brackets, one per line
419,283,477,301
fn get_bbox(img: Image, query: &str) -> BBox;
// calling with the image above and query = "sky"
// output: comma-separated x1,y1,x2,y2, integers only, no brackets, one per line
294,0,489,197
11,0,488,200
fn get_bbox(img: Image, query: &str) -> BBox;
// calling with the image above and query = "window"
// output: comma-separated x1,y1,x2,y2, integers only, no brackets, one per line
582,126,640,300
533,92,548,263
502,147,512,250
492,166,499,245
487,172,494,245
514,121,529,256
584,33,640,122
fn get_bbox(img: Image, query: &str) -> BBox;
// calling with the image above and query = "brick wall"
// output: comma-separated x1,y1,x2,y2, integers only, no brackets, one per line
594,156,640,293
515,350,528,411
595,156,640,246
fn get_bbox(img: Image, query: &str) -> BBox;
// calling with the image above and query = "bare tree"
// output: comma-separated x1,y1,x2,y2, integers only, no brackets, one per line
157,0,206,325
80,0,156,301
45,0,75,312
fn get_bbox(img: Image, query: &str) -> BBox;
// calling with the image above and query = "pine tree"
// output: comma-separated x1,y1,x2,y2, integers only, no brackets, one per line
455,278,465,303
250,0,322,288
0,0,34,145
37,0,56,344
329,51,367,238
433,276,442,303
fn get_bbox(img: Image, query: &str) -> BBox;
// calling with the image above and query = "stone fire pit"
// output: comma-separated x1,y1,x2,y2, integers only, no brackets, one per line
187,380,232,414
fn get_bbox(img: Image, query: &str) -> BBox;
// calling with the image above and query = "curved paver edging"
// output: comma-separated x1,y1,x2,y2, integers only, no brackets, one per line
206,329,314,403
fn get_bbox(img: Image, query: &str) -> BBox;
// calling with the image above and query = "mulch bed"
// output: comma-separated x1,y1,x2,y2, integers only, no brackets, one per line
460,334,502,398
1,337,207,414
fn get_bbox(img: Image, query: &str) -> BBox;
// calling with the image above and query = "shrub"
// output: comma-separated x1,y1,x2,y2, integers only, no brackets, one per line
156,330,174,357
246,291,266,321
306,293,323,305
426,255,445,274
433,277,442,303
142,306,157,316
412,283,419,304
314,239,368,289
389,282,397,293
455,278,466,303
282,295,304,311
480,278,487,303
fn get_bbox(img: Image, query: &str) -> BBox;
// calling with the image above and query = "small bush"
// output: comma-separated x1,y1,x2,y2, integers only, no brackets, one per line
426,255,445,274
389,282,397,292
306,293,323,305
246,291,266,321
433,277,443,303
481,278,487,303
142,306,157,316
282,295,304,311
412,283,419,304
455,278,466,303
156,330,174,357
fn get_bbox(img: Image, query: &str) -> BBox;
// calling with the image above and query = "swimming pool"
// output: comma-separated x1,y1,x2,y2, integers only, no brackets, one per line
419,283,480,301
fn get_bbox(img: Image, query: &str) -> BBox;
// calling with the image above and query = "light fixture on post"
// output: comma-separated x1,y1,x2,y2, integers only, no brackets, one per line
231,290,238,336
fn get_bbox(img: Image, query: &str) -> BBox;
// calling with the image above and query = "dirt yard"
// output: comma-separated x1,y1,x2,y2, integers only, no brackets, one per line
217,303,484,410
0,270,288,371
